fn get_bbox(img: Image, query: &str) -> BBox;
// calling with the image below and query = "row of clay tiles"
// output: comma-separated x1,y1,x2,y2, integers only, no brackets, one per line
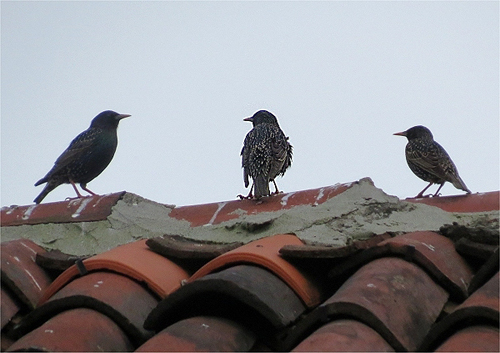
2,185,499,227
1,188,499,351
2,228,498,352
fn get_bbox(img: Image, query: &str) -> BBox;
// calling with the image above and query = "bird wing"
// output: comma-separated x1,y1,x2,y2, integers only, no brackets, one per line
406,141,455,181
433,142,470,191
271,138,287,163
268,127,292,179
48,128,101,176
278,137,293,176
242,124,292,187
241,136,251,188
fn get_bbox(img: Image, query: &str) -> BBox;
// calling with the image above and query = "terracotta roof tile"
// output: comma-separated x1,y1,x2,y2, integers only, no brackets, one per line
1,333,15,352
292,319,395,352
38,239,190,304
169,183,353,227
6,308,133,352
457,271,499,316
468,248,499,295
1,182,498,352
188,234,323,307
145,234,243,273
434,325,500,352
421,271,499,351
136,316,256,352
1,287,20,330
1,192,125,226
321,257,449,351
146,234,243,261
1,239,52,309
35,249,88,272
456,237,499,263
279,232,393,259
329,231,474,301
406,191,499,212
145,265,306,341
13,271,158,346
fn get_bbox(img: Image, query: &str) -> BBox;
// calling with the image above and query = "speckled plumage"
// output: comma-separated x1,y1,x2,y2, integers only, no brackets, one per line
394,125,471,198
241,110,292,199
34,110,130,204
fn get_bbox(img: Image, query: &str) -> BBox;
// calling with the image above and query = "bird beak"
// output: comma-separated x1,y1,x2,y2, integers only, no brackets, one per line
243,116,253,122
393,131,407,136
116,114,131,120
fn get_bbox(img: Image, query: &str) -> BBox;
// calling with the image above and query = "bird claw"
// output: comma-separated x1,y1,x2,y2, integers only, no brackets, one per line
65,195,94,202
414,190,437,198
237,194,266,203
65,196,82,202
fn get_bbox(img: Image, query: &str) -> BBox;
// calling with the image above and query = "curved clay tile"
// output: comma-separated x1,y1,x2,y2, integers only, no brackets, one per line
169,183,353,227
292,319,395,352
1,287,20,330
38,239,189,305
420,271,499,351
1,239,52,309
322,257,449,352
145,264,306,351
6,308,133,352
405,190,499,212
137,316,256,352
467,247,499,295
146,234,242,261
1,192,125,226
188,234,323,307
12,272,158,347
329,231,474,301
434,325,499,352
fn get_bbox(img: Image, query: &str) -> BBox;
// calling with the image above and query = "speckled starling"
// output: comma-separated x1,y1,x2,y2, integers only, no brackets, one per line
394,125,471,198
34,110,130,204
240,110,293,199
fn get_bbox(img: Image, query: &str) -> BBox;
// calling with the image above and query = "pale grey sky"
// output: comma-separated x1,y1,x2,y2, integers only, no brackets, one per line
2,1,499,207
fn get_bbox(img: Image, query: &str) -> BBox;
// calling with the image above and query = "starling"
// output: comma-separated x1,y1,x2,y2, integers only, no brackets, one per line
394,125,471,198
240,110,293,199
34,110,130,204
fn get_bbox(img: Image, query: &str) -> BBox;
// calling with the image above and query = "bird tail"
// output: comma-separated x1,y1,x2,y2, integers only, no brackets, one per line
34,182,56,204
34,177,47,187
253,175,270,199
450,174,471,194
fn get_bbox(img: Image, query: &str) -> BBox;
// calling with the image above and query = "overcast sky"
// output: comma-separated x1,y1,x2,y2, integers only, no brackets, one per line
2,1,498,208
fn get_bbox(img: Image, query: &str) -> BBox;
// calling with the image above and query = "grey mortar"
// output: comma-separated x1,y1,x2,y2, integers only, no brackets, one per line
1,178,498,256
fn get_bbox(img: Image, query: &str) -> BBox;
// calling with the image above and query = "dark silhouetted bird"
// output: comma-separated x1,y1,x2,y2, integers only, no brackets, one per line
394,125,471,198
34,110,130,204
240,110,293,199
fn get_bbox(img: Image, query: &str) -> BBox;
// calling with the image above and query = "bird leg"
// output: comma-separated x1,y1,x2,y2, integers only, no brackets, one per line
415,182,433,198
65,180,85,201
66,181,98,202
432,183,445,197
237,184,254,200
69,180,84,198
81,184,98,196
271,180,281,194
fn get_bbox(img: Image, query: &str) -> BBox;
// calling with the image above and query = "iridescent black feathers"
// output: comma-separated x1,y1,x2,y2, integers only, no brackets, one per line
240,110,293,199
34,110,130,204
394,125,471,198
